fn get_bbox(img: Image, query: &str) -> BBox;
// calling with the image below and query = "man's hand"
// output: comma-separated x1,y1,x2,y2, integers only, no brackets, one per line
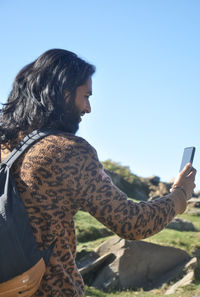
171,163,196,201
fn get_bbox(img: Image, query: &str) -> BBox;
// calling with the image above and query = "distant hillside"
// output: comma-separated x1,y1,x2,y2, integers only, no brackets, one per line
102,159,179,201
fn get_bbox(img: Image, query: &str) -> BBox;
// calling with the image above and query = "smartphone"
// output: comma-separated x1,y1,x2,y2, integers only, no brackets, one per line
179,147,196,172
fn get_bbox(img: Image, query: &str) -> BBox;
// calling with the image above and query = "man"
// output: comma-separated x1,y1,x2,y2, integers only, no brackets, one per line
0,49,196,297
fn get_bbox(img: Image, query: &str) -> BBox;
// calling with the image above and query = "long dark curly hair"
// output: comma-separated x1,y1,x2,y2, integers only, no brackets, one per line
0,49,95,144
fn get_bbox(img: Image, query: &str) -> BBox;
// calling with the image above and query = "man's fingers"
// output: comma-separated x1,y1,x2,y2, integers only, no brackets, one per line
182,163,192,173
187,167,197,178
181,163,196,177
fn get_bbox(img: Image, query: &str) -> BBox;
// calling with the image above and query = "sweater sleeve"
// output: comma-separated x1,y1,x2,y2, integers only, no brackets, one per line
76,141,186,240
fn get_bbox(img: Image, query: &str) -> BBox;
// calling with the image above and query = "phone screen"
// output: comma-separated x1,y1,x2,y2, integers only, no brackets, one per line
179,147,195,172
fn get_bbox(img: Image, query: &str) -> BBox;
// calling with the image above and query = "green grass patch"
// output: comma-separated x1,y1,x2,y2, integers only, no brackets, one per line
85,285,200,297
75,211,113,258
75,210,113,242
145,228,200,254
177,212,200,231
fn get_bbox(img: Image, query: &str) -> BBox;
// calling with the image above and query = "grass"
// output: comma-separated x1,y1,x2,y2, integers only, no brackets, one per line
74,204,200,297
85,285,200,297
178,212,200,230
145,229,200,255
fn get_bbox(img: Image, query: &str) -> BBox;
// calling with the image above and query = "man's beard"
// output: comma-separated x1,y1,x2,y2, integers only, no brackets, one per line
62,101,81,134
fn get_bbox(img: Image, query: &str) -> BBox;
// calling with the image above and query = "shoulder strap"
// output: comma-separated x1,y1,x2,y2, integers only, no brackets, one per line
3,129,58,168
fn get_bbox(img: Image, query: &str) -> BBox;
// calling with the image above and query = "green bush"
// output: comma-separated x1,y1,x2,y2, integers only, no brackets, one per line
102,159,139,184
102,159,149,199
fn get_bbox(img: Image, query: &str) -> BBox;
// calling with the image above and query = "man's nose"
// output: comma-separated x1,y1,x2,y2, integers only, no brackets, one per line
85,100,91,113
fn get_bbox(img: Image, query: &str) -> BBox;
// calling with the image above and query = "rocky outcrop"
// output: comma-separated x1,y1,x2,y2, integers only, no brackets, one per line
105,169,149,201
105,169,173,201
103,161,200,201
78,236,191,291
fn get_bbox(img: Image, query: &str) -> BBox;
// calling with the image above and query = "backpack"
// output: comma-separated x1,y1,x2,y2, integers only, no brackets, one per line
0,129,57,297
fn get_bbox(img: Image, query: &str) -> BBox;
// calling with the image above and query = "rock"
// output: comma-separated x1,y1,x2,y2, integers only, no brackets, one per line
165,257,197,295
149,182,171,200
95,236,123,256
78,252,114,276
77,251,99,270
165,271,195,295
105,169,149,201
84,236,191,291
194,247,200,259
105,168,174,201
132,188,149,201
194,201,200,208
185,257,198,270
188,197,200,208
77,250,115,285
148,176,160,186
192,191,200,198
166,218,197,232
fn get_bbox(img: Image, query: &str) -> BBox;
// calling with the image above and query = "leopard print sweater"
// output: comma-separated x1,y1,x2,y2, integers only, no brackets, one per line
1,132,186,297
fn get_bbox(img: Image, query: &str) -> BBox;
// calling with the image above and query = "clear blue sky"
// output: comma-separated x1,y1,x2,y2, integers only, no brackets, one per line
0,0,200,190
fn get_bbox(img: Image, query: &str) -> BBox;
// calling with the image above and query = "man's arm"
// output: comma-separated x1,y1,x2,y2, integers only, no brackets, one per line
76,142,187,241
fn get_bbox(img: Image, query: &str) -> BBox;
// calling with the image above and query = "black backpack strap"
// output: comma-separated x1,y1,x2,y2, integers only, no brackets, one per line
3,129,58,168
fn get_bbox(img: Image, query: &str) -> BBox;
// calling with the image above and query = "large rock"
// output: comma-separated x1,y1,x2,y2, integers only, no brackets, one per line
81,236,191,291
166,218,197,232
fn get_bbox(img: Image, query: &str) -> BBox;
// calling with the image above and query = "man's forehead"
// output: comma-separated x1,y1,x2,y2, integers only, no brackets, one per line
85,77,92,94
76,77,92,94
